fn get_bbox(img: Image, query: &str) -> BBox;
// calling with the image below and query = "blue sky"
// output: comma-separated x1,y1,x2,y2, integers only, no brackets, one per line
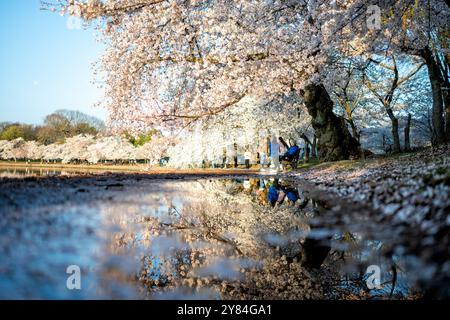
0,0,106,125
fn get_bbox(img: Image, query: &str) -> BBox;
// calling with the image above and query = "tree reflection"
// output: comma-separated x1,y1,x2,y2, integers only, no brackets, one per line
98,178,415,299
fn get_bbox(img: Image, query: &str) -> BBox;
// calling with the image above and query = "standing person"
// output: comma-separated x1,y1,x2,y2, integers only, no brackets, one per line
259,151,267,170
278,137,289,155
244,150,251,169
270,135,280,172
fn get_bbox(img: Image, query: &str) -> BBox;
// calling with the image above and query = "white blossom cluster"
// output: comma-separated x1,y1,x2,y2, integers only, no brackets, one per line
167,94,312,167
0,135,174,165
42,0,450,163
47,0,449,135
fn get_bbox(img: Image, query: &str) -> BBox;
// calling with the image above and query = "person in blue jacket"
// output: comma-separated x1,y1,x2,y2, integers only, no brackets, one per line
280,145,300,162
267,179,280,207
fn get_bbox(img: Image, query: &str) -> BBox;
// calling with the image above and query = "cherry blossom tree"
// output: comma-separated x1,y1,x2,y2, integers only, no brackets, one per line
44,0,362,160
0,134,173,165
363,55,426,153
45,0,449,160
136,135,177,165
350,0,450,144
0,139,27,161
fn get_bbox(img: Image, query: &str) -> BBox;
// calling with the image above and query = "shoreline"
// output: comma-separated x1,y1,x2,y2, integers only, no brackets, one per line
0,161,264,176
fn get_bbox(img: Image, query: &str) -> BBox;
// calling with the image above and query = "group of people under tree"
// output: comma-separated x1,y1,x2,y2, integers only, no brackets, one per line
225,136,312,170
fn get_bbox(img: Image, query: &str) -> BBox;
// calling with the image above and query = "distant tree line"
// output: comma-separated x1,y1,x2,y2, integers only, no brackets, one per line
0,110,105,145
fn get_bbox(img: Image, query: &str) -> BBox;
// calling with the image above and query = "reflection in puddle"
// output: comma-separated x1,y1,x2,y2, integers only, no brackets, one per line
0,176,443,299
0,167,132,177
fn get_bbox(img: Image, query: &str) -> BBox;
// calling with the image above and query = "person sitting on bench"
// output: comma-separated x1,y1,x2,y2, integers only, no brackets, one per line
280,144,300,162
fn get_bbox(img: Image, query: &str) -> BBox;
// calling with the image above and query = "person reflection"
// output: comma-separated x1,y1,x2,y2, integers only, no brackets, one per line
268,179,280,207
254,178,308,210
257,178,300,208
278,185,300,205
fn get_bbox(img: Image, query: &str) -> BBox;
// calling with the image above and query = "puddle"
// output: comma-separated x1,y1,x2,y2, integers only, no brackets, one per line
0,174,447,299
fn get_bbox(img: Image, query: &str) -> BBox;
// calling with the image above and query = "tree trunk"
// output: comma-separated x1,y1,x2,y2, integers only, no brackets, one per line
445,54,450,140
304,141,310,162
444,83,450,141
233,142,238,168
392,118,401,153
301,133,312,162
386,107,401,153
300,237,331,269
404,113,412,152
222,147,227,168
302,84,360,162
346,118,360,142
421,47,446,145
299,200,331,269
222,132,227,167
311,135,317,159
